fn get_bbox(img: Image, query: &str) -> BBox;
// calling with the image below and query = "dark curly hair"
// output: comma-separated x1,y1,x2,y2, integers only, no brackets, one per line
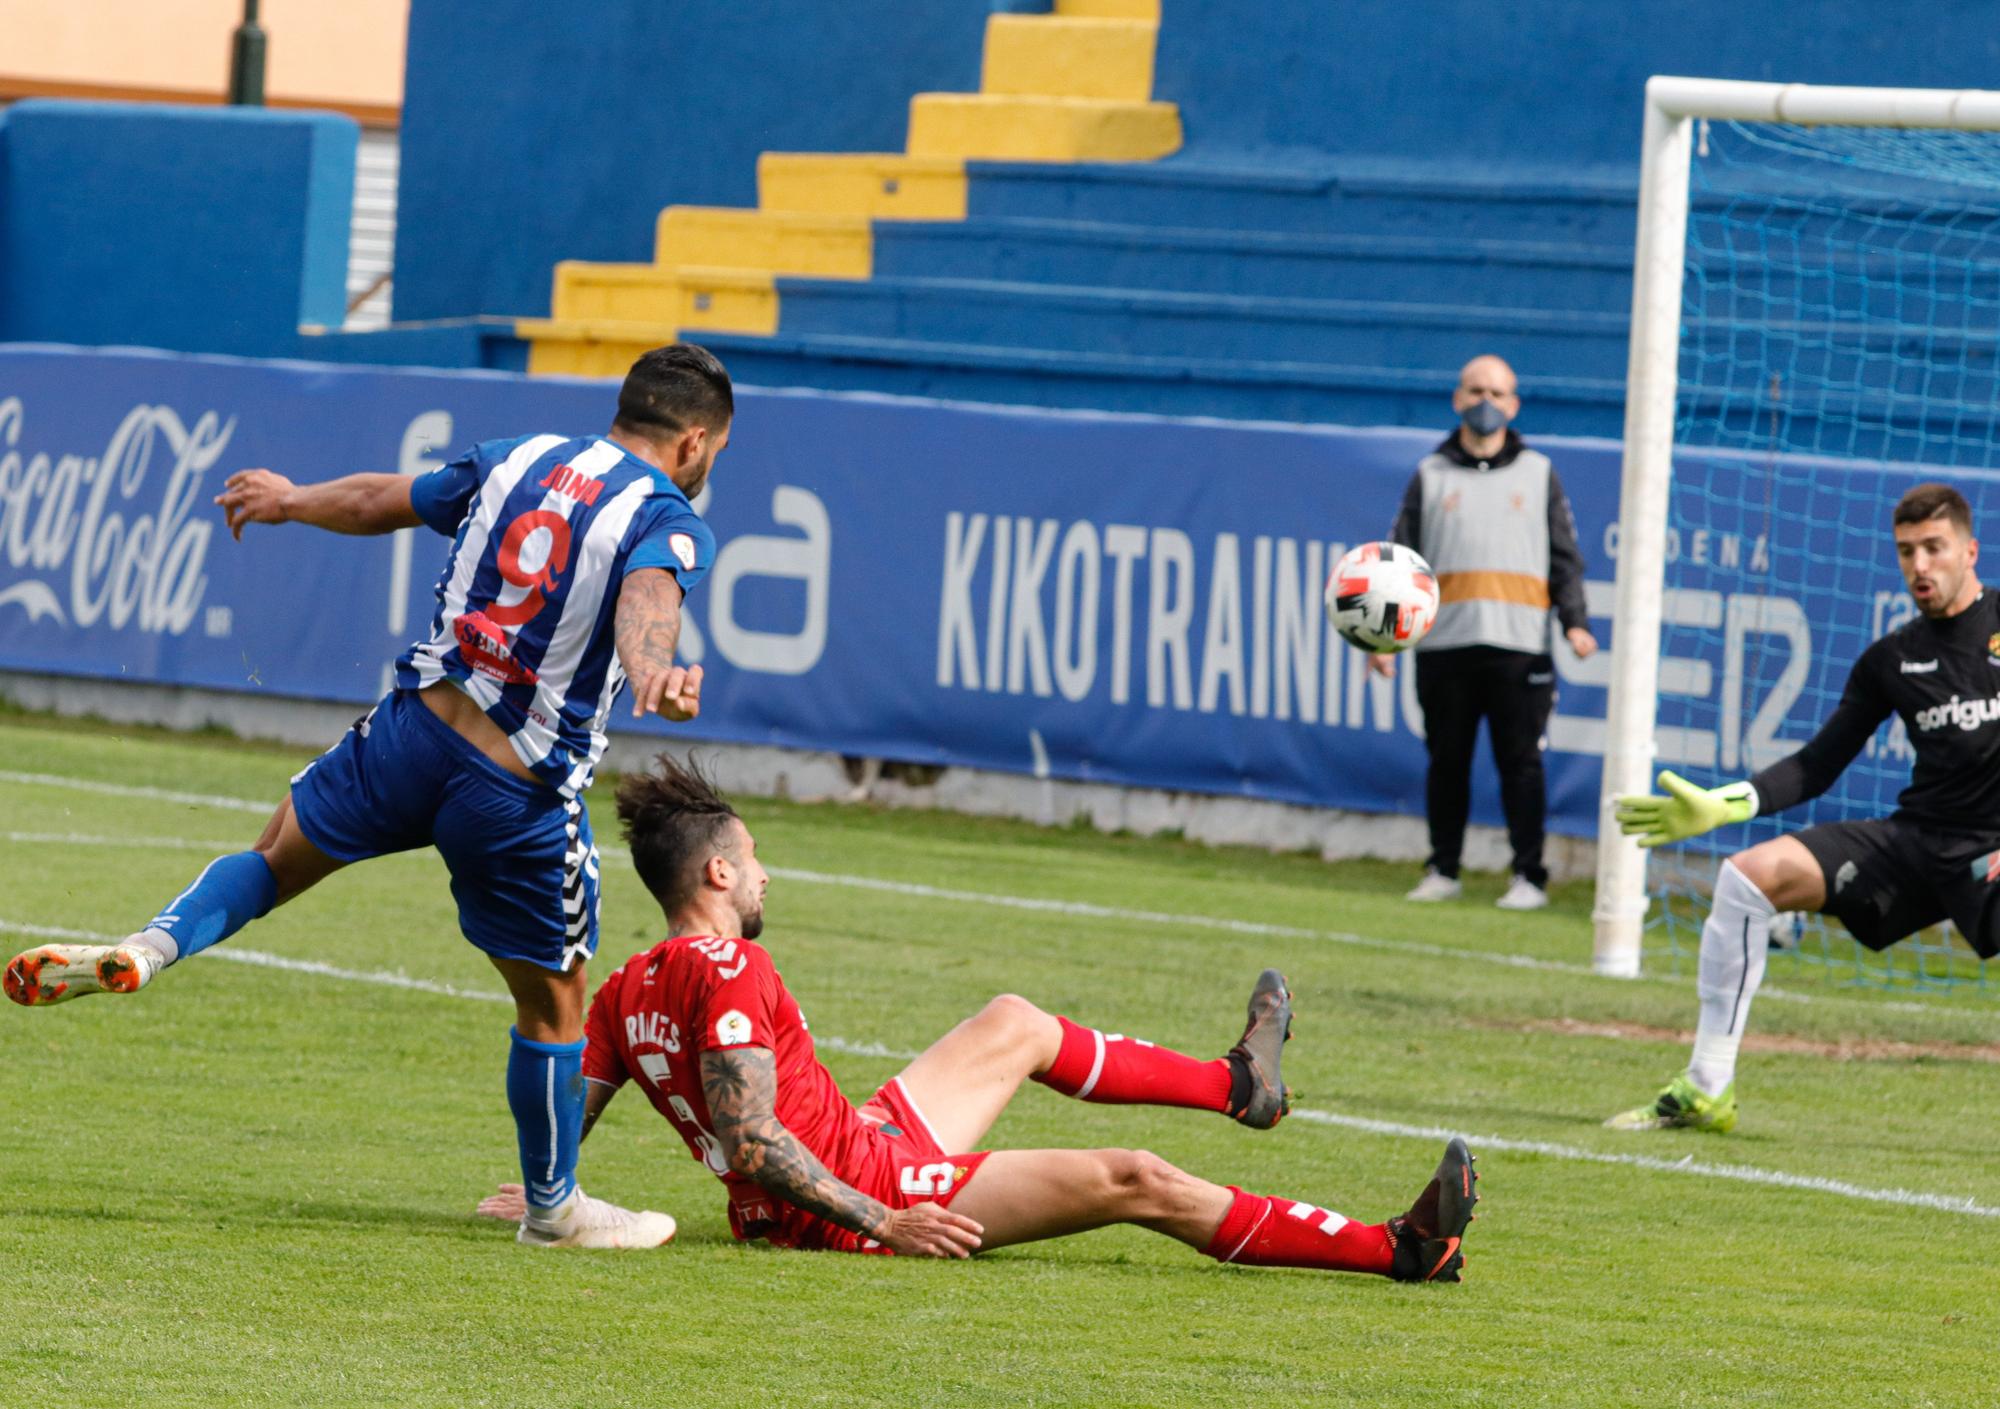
614,752,741,913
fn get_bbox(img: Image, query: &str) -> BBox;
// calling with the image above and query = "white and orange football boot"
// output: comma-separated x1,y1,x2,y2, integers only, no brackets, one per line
4,937,169,1007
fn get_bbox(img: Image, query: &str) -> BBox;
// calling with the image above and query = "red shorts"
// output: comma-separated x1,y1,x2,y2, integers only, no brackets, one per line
733,1076,991,1254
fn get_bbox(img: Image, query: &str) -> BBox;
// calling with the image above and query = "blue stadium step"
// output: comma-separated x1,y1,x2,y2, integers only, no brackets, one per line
966,157,1644,243
870,219,1635,312
774,275,1633,377
698,328,1628,437
700,327,1998,462
963,157,1943,250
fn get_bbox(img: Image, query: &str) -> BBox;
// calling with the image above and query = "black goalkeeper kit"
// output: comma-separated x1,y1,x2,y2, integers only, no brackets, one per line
1749,590,2000,956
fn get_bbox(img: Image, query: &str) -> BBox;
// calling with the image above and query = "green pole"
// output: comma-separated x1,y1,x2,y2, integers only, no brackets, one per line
227,0,267,106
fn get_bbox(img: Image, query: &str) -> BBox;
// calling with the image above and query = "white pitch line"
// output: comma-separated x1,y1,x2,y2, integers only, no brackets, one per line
5,776,1994,1021
2,915,1995,1221
5,832,243,851
1287,1109,2000,1219
0,770,273,814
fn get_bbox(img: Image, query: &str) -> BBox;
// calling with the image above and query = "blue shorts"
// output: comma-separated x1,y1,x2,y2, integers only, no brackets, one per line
290,689,600,971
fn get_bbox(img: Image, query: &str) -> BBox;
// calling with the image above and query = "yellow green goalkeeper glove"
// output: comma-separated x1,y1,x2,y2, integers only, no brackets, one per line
1614,770,1757,848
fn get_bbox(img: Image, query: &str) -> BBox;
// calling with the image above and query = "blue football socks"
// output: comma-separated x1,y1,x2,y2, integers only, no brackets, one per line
507,1028,585,1213
146,851,278,963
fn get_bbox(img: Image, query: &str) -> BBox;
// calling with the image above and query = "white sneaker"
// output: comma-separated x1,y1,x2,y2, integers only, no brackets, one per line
518,1188,677,1250
1404,870,1462,903
4,937,168,1006
1495,876,1549,911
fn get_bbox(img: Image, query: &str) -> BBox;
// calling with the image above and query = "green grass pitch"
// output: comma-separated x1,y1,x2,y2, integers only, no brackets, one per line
1,710,1995,1407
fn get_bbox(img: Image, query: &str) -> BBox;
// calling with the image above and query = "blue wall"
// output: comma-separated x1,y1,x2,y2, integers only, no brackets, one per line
1154,0,2000,166
394,0,994,322
0,101,355,358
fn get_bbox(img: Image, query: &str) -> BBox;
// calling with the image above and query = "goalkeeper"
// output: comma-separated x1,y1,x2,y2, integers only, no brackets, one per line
1606,483,1999,1134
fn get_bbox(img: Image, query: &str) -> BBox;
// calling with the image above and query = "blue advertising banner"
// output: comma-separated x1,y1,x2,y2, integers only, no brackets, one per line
0,345,1947,838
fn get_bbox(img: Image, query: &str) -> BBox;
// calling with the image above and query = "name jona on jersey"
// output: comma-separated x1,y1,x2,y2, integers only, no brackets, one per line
539,462,604,507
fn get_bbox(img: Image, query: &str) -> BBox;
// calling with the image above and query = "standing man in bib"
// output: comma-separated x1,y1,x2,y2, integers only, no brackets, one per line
1371,354,1597,911
5,344,731,1249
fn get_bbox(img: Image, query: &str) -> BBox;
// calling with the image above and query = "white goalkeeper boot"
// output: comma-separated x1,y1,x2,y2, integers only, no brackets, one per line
518,1188,677,1250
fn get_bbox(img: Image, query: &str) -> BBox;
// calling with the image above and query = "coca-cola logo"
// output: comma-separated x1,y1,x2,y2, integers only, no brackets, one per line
0,399,229,634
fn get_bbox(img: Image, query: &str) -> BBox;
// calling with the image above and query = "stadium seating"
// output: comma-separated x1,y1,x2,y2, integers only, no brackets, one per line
753,158,1646,429
525,155,1639,434
517,0,1182,379
495,0,2000,437
8,0,1993,442
507,0,1653,435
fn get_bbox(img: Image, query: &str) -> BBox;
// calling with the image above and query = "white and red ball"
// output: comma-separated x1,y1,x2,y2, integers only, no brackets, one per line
1324,541,1440,653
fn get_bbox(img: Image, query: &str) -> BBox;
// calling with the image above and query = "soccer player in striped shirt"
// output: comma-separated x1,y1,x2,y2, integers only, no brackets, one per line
5,344,729,1250
478,755,1480,1280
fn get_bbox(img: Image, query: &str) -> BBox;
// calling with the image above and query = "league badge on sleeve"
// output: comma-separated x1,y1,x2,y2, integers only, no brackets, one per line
716,1009,754,1045
670,533,698,571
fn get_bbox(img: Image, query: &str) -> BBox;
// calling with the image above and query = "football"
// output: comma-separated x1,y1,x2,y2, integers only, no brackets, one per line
1324,541,1440,653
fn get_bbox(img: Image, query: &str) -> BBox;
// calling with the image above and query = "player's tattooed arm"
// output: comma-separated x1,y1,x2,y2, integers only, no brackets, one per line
615,568,704,721
700,1048,984,1258
700,1047,892,1238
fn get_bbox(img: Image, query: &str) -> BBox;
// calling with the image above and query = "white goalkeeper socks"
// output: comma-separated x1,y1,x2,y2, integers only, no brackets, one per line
1686,860,1775,1097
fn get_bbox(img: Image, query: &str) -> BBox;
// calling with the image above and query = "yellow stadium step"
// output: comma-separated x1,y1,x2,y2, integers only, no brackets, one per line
1055,0,1158,18
655,207,872,278
981,15,1157,103
759,152,967,219
907,93,1180,162
549,263,776,334
517,318,682,379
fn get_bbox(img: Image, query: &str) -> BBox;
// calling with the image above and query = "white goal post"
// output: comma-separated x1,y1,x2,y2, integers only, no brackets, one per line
1591,76,2000,977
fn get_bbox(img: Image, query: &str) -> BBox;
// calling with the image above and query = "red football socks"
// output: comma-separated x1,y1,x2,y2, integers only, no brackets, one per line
1201,1187,1394,1275
1032,1015,1234,1112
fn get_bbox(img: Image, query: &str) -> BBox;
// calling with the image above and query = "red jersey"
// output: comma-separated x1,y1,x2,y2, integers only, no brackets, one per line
583,934,874,1233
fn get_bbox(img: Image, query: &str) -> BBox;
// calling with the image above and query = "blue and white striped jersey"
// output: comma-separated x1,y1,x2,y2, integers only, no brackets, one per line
395,434,716,798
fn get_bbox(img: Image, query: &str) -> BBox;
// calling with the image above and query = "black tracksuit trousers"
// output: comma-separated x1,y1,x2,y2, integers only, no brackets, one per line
1412,645,1556,887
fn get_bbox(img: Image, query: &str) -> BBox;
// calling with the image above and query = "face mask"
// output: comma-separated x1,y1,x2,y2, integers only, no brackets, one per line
1461,399,1510,436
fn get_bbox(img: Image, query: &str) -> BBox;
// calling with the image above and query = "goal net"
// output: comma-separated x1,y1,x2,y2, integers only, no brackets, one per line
1595,80,2000,995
